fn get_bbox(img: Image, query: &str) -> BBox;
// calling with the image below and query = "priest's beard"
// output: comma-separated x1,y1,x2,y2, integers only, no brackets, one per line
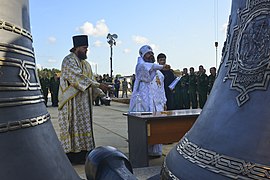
78,51,87,60
149,55,155,63
145,55,155,63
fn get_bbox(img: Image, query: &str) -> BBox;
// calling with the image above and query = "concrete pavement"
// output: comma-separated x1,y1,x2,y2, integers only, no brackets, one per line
47,99,176,179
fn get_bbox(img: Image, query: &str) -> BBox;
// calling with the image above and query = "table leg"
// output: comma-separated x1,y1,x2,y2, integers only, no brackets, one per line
128,116,148,167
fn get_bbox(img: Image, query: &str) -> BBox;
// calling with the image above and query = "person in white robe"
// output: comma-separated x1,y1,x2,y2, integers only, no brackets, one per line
58,35,109,164
129,45,171,157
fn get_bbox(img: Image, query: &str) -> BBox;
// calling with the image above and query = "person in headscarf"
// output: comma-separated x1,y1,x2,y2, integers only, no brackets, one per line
129,45,170,157
58,35,109,164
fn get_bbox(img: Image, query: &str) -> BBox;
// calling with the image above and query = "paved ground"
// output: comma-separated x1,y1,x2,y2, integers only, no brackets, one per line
47,99,176,179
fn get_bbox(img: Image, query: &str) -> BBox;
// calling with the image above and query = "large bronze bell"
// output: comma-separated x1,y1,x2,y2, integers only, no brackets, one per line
162,0,270,179
0,1,81,179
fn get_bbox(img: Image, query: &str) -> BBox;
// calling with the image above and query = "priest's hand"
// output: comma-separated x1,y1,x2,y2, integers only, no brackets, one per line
162,64,171,70
99,83,111,92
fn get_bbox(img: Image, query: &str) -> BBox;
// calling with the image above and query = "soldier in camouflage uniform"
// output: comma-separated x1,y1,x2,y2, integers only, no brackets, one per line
50,73,60,107
208,67,216,94
197,65,208,109
188,67,198,109
179,68,190,109
39,71,50,107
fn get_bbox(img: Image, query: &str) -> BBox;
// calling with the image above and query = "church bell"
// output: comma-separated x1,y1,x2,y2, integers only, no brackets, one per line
0,1,81,179
162,0,270,179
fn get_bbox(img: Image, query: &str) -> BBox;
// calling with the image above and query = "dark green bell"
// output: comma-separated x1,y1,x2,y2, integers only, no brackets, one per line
162,0,270,179
0,1,81,179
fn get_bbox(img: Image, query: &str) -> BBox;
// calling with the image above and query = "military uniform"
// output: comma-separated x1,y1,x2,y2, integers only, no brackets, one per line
188,73,198,109
208,74,216,94
40,77,50,106
180,74,190,109
50,76,60,107
197,73,208,108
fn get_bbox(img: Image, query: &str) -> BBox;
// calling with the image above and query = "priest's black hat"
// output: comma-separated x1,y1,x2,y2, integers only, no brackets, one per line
72,35,88,48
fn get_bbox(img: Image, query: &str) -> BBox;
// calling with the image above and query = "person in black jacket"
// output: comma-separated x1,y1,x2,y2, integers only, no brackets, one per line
188,67,198,109
197,65,208,109
39,71,50,107
50,73,60,107
208,67,217,94
157,53,176,110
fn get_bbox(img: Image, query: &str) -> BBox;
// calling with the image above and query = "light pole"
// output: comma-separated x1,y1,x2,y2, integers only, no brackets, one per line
215,41,218,68
107,33,118,78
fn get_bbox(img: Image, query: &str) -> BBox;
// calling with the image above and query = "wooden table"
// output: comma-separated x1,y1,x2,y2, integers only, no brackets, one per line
124,109,201,168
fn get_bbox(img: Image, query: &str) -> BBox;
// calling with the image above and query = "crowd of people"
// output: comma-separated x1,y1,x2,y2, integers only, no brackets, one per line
106,60,217,110
38,34,218,164
127,45,217,157
39,64,216,110
39,72,60,107
169,65,216,110
91,54,217,112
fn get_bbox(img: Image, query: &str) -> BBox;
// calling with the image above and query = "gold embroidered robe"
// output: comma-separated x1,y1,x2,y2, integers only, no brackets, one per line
58,53,104,153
